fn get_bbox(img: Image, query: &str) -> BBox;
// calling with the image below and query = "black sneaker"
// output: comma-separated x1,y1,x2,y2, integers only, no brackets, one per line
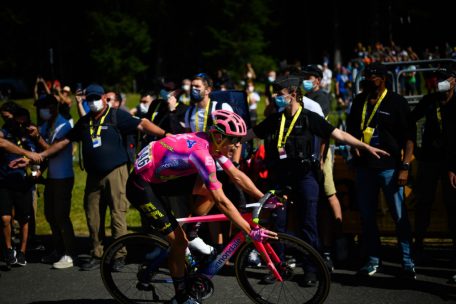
112,257,126,272
80,257,100,271
16,251,27,266
301,271,317,287
401,266,417,280
323,253,335,273
5,248,17,266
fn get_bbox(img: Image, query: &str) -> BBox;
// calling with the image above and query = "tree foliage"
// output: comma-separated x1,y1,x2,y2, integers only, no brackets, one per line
203,0,276,78
87,11,151,91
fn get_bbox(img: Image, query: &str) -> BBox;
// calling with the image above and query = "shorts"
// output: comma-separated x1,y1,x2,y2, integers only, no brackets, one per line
0,186,33,221
126,172,196,235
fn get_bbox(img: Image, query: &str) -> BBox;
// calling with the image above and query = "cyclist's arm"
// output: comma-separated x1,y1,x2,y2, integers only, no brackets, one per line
208,187,252,234
223,164,263,201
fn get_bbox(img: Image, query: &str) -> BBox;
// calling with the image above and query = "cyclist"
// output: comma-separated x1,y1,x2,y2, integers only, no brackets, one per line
125,109,277,304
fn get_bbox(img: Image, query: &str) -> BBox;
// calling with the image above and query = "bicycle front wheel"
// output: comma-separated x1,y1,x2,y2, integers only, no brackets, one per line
235,232,330,304
100,233,174,304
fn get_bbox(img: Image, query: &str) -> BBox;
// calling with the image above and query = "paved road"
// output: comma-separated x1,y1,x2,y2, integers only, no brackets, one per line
1,236,456,304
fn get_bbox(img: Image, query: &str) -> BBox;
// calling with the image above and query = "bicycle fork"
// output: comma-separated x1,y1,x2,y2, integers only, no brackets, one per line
253,240,284,282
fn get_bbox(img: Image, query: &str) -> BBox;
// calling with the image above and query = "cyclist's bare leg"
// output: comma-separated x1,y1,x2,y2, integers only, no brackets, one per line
165,225,189,278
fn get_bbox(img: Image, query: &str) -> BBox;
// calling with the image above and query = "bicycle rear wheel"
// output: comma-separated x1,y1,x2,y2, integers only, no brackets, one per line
235,232,330,304
100,233,174,304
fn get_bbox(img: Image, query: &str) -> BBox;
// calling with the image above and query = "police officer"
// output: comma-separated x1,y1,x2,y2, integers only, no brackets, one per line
242,75,388,285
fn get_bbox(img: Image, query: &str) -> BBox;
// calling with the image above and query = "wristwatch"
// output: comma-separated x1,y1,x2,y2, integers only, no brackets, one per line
400,162,410,170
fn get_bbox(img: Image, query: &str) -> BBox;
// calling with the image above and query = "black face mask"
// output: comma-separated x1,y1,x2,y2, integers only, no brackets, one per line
362,80,376,92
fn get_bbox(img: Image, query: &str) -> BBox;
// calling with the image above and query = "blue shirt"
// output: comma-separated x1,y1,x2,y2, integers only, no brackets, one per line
40,114,74,179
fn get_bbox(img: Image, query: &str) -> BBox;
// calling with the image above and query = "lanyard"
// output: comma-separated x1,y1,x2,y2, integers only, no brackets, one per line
195,100,211,132
361,88,387,130
436,100,442,131
277,106,302,148
89,107,110,138
151,102,161,122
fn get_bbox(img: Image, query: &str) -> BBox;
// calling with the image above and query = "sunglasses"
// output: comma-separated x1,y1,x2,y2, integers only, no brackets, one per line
225,136,241,145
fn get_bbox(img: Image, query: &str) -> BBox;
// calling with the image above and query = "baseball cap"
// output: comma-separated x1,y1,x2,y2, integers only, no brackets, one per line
63,86,71,93
273,75,302,92
85,84,104,99
364,62,388,77
301,64,323,78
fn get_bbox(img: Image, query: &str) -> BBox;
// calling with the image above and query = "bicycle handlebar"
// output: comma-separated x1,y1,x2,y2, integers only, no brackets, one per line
249,187,291,225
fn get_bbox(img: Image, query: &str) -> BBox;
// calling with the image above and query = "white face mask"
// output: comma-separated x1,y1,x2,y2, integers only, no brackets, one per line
88,99,104,112
39,108,52,121
139,103,150,113
248,86,254,92
437,80,451,92
182,84,190,91
268,76,276,83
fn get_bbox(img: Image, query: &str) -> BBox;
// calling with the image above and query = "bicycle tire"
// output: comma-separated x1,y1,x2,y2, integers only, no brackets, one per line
100,233,174,304
234,232,330,304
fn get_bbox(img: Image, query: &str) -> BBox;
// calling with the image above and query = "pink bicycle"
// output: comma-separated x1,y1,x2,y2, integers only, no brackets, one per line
101,191,331,303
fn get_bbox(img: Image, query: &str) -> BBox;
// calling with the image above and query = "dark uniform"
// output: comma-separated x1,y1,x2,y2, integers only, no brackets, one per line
253,107,334,250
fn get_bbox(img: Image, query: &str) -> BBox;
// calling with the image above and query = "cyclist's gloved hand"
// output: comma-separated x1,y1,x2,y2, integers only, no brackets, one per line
249,227,278,242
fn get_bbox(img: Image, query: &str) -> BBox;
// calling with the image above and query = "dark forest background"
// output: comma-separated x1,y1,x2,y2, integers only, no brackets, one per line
0,0,454,94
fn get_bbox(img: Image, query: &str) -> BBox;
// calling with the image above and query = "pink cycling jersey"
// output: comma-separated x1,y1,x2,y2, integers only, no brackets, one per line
134,132,234,190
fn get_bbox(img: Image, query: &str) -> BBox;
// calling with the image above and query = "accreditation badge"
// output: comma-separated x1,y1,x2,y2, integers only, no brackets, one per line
92,136,102,148
362,127,375,145
278,147,287,159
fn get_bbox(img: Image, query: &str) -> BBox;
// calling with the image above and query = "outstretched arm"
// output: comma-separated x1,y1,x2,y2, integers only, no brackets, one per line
0,138,42,163
331,128,389,159
40,138,71,159
137,118,166,137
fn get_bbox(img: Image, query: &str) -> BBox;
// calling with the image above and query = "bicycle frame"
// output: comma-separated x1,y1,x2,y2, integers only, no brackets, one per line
177,212,284,281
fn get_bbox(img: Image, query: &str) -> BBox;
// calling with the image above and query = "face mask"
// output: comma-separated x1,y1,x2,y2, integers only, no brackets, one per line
362,80,376,92
303,80,314,92
139,103,149,113
248,86,254,92
268,76,275,83
191,88,204,102
274,95,290,108
39,108,52,121
437,80,451,92
159,89,169,100
88,99,104,112
182,84,190,91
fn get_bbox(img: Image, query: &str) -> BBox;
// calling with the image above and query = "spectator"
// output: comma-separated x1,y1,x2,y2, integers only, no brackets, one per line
0,106,39,267
178,79,191,106
130,92,153,119
246,79,260,126
346,62,417,279
412,68,456,262
31,95,76,269
301,64,344,269
38,84,167,271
